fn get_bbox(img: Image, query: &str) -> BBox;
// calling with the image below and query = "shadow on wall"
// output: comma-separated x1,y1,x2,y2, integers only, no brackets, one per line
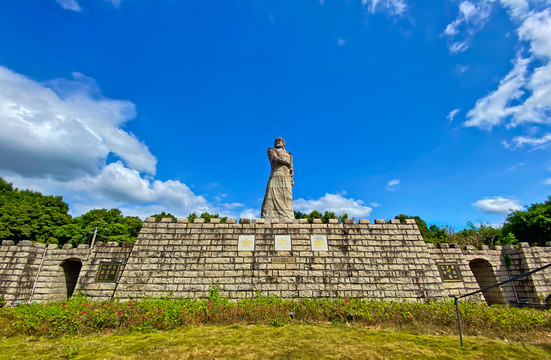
60,259,82,299
469,258,506,305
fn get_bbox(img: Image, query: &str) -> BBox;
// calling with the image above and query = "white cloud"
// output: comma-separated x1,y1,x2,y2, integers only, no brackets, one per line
472,196,523,214
239,208,260,219
0,65,224,219
385,179,400,191
456,65,470,73
55,0,81,11
504,162,526,172
370,202,381,207
361,0,407,16
0,66,157,179
543,177,551,185
464,55,530,130
447,108,461,123
508,132,551,149
294,193,372,218
55,0,123,11
337,37,346,46
443,1,494,53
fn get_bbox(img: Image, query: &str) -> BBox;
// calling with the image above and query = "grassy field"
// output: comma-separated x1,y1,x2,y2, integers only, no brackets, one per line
2,324,550,360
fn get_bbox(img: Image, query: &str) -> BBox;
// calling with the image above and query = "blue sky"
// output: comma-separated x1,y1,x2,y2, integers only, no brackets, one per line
1,0,550,228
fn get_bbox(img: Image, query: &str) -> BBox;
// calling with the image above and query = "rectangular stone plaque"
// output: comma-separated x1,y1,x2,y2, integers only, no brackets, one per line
272,256,295,264
437,262,462,282
310,235,328,251
95,262,121,283
238,235,255,251
275,235,291,251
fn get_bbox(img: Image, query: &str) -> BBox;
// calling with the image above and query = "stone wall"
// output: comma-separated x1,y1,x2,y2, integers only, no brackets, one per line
1,218,550,305
113,218,447,301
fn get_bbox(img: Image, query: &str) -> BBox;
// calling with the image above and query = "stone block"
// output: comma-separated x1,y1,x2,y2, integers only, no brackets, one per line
374,219,385,224
312,219,322,224
161,217,173,223
18,240,32,246
210,218,221,224
1,240,14,246
359,219,370,224
226,218,237,224
389,219,400,224
194,218,205,223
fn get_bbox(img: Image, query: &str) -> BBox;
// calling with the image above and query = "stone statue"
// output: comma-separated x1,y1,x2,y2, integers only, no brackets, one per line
261,137,294,220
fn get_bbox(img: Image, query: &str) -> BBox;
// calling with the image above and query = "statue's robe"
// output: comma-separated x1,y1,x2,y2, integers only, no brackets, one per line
261,147,294,220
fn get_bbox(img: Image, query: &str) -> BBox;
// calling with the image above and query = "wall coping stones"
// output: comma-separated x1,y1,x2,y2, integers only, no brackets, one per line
328,219,339,224
47,244,58,249
160,217,172,223
312,219,322,224
210,218,221,224
405,219,416,224
298,219,309,224
62,244,73,249
77,244,89,249
18,240,32,246
2,240,14,246
359,219,370,224
240,219,251,224
33,242,46,248
177,218,189,223
389,219,400,224
437,243,449,249
145,217,155,223
374,219,386,224
226,218,237,224
503,244,515,250
520,242,530,248
194,218,205,223
343,219,354,224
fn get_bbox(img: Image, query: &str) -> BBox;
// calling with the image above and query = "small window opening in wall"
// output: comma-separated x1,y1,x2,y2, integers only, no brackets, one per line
60,259,82,298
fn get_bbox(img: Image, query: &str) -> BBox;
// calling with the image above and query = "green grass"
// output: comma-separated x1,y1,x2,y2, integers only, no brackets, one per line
1,325,550,360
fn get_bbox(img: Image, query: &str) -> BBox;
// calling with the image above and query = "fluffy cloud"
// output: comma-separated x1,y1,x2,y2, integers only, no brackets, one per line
462,4,551,140
385,179,400,191
361,0,407,16
472,196,523,214
0,66,220,219
294,193,373,218
0,67,156,178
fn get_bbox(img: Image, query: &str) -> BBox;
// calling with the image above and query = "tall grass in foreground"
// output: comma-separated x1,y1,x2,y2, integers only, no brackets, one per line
0,289,549,340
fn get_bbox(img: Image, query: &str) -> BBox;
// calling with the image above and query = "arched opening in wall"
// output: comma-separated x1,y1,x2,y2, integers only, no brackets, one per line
469,258,506,305
60,259,82,299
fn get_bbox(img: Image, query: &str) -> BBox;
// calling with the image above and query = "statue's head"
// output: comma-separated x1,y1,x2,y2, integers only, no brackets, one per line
274,137,285,148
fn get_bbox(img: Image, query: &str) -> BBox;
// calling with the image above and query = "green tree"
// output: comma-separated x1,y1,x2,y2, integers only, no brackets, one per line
186,212,227,223
151,211,177,222
503,196,551,247
58,208,142,246
295,210,350,223
0,177,72,244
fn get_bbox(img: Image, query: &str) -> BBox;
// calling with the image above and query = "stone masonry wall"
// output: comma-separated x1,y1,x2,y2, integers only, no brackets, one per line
113,218,447,302
1,218,550,305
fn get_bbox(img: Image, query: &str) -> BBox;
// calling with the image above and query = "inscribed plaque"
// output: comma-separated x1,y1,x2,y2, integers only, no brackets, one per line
437,262,462,282
95,262,121,283
238,235,255,251
274,235,292,251
310,235,328,251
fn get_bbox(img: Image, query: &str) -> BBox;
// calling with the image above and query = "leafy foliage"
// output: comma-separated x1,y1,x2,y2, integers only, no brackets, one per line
503,196,551,247
187,212,227,223
294,210,350,223
56,209,142,246
0,178,72,244
151,211,177,222
0,295,549,340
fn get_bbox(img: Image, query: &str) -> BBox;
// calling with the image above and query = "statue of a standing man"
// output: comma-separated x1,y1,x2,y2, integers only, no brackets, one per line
261,137,294,220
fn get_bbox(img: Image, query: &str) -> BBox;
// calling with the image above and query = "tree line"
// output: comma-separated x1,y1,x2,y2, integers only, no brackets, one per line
0,177,548,247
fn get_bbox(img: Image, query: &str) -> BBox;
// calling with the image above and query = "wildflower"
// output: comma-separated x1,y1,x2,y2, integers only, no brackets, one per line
81,311,86,314
345,298,349,303
126,321,130,324
82,303,88,306
339,310,343,314
409,316,413,320
61,303,66,307
116,310,120,316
